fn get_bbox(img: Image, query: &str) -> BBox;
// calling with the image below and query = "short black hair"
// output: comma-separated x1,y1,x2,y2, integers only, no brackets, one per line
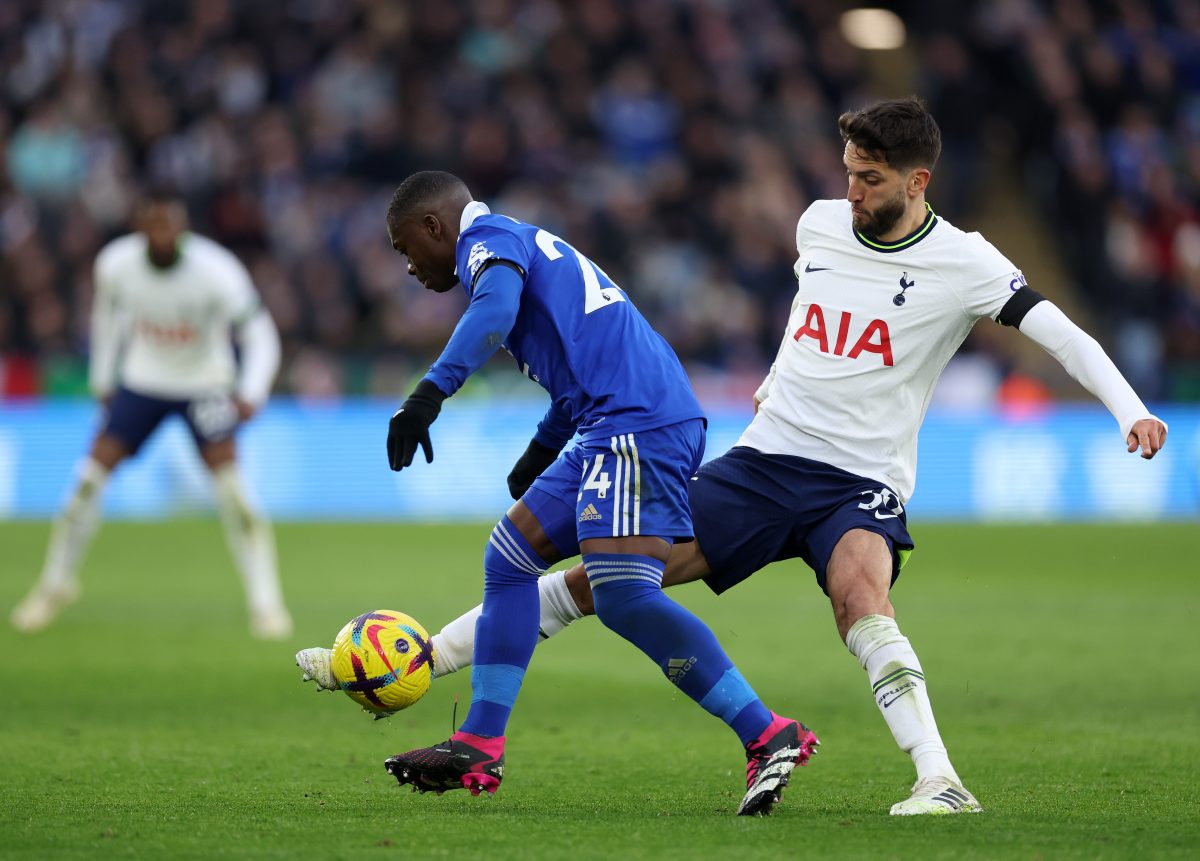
387,171,471,226
140,183,185,207
837,96,942,172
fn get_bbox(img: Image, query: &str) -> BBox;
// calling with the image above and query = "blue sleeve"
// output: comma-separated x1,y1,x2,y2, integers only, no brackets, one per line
423,264,524,397
533,400,578,451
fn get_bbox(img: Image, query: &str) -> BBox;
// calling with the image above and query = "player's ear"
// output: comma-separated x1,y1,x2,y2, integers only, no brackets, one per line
423,213,443,240
906,168,930,197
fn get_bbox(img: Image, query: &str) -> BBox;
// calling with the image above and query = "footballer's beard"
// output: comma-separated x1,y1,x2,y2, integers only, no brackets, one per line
854,191,908,238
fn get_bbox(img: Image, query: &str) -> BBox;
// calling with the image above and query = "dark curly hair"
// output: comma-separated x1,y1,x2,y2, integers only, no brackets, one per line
837,97,942,172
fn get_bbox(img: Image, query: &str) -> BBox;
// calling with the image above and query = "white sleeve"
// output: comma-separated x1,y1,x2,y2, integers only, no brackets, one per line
755,289,803,404
88,254,124,397
204,242,279,405
956,233,1027,322
1018,301,1165,440
234,308,281,406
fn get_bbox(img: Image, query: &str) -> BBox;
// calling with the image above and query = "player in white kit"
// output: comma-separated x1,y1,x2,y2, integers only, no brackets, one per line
298,98,1168,812
11,190,293,639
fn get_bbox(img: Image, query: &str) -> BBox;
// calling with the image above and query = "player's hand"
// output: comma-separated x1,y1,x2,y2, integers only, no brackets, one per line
507,439,560,499
1126,418,1167,460
387,380,448,471
234,399,257,422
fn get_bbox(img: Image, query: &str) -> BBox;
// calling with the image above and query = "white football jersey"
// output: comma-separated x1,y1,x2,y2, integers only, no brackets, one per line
740,199,1027,502
90,232,273,402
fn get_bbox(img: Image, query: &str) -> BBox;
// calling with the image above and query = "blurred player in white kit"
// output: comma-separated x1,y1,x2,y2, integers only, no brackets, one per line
11,189,292,639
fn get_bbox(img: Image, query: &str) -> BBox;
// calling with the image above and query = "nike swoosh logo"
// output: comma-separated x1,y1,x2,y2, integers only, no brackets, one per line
874,510,900,520
805,263,832,273
880,689,917,708
365,624,400,677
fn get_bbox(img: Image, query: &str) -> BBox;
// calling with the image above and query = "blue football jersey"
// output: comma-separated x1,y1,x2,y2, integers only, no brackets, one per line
451,212,703,440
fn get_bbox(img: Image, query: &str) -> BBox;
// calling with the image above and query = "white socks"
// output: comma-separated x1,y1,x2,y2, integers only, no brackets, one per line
429,604,482,678
430,568,583,678
846,614,960,784
537,567,585,638
39,458,109,591
212,463,286,617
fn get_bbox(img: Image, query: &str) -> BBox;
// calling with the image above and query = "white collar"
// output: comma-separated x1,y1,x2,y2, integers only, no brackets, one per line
460,200,490,232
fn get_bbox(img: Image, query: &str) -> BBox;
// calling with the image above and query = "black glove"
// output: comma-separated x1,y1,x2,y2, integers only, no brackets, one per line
506,439,560,499
387,380,447,471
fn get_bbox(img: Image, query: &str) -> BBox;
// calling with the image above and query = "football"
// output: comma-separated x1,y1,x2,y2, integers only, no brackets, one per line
331,610,434,716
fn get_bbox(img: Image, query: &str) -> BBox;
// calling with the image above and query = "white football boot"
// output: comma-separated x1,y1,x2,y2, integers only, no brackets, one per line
295,647,338,690
250,607,294,640
10,580,80,633
890,776,982,815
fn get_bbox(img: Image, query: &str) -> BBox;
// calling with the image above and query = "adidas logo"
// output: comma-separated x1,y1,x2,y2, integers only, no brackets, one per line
666,656,697,686
578,503,602,522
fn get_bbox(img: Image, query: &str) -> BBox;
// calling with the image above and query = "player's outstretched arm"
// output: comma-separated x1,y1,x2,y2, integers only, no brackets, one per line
388,264,525,472
1016,300,1167,458
233,309,281,421
88,255,123,403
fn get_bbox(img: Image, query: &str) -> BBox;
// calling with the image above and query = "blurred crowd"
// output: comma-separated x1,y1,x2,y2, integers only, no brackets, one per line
1,0,1197,403
973,0,1200,401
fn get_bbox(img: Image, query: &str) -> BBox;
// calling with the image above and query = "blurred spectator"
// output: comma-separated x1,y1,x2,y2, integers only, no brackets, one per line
972,0,1200,400
0,0,1192,403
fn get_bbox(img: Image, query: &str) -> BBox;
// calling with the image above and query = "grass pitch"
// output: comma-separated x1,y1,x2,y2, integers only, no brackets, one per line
0,520,1197,860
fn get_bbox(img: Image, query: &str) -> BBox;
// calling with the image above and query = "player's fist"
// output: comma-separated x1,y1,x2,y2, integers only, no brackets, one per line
387,380,448,472
507,439,560,499
1126,418,1167,460
234,399,258,422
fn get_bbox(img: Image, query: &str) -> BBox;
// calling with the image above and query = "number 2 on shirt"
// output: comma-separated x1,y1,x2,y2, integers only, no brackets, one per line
535,229,627,314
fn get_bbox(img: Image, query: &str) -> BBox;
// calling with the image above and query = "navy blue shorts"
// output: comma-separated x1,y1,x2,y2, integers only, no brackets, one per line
692,447,914,596
102,386,240,455
523,418,705,559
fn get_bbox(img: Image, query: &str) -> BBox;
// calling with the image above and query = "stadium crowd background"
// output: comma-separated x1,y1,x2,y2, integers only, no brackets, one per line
1,0,1197,405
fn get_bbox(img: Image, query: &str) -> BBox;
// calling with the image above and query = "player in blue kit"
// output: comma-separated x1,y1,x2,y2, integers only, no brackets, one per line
373,171,815,814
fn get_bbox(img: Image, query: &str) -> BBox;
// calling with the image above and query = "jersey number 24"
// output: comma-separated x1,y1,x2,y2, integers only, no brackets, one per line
535,229,627,314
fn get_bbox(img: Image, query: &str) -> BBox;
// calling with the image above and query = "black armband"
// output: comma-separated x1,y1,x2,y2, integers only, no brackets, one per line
472,258,526,288
997,286,1047,328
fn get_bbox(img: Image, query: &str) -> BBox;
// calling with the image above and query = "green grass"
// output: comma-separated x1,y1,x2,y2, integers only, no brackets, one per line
0,520,1197,860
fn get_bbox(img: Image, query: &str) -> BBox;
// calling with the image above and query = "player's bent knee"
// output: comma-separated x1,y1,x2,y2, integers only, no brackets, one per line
200,438,238,470
89,435,129,471
563,564,594,616
503,501,561,564
483,517,551,586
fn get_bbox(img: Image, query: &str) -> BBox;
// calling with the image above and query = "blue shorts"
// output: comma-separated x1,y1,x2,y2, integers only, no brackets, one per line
102,386,239,455
692,447,914,596
523,419,706,559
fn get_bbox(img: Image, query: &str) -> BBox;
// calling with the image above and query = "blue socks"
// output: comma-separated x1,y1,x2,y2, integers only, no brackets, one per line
583,552,773,745
460,537,774,746
459,518,548,737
